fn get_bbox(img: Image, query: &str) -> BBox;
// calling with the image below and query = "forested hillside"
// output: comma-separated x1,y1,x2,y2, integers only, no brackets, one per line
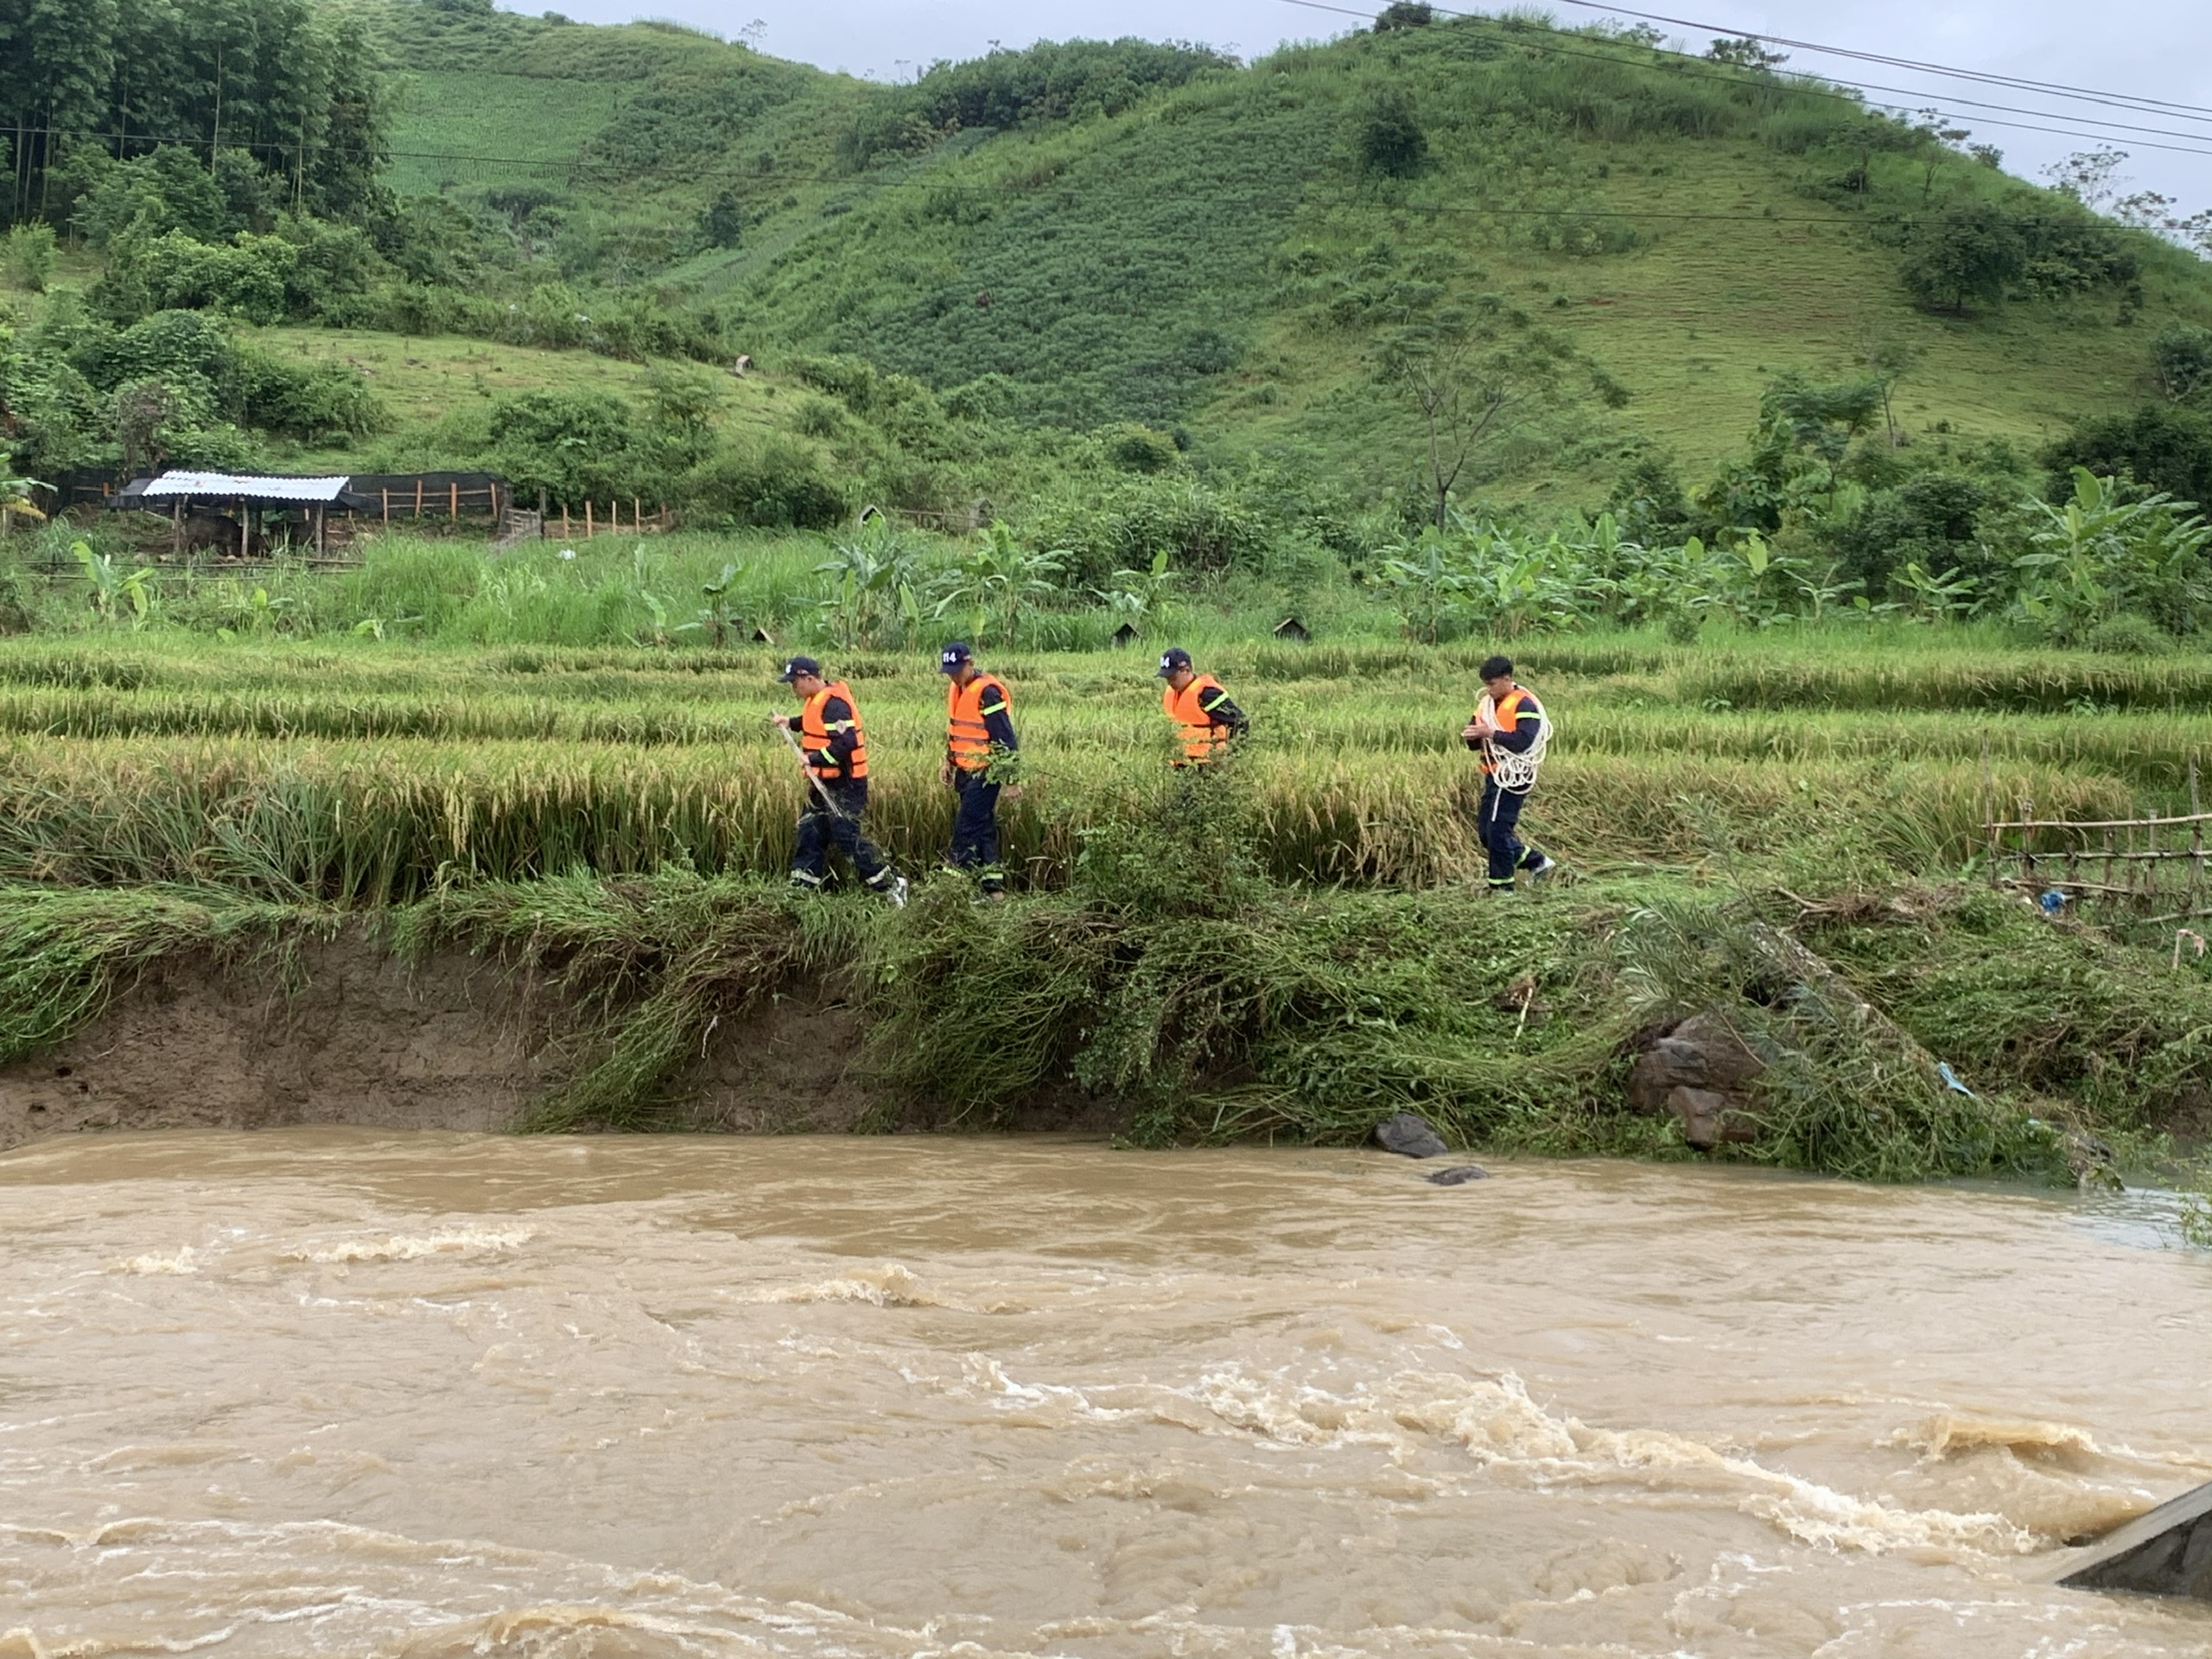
5,0,2212,595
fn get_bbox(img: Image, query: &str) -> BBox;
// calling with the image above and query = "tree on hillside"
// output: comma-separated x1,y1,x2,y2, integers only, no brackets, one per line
1357,89,1427,180
1705,36,1787,72
2152,325,2212,406
1381,326,1557,531
696,189,747,250
1373,3,1433,30
1899,204,2024,315
1852,325,1920,448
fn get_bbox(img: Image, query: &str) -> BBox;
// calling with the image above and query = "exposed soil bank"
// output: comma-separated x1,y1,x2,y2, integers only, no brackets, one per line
0,929,1109,1153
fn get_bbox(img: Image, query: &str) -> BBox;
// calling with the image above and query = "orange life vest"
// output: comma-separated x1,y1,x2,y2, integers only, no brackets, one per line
946,673,1011,773
801,681,867,779
1163,672,1231,765
1479,685,1537,776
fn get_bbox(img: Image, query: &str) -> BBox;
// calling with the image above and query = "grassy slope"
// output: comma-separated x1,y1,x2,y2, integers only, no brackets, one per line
240,327,807,474
348,8,2212,498
382,71,618,198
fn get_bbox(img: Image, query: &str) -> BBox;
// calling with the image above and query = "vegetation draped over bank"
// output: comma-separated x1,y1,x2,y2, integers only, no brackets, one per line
0,623,2208,1204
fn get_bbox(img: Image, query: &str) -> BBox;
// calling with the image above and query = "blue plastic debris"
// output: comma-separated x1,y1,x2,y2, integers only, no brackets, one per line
1938,1062,1976,1097
2038,889,2068,916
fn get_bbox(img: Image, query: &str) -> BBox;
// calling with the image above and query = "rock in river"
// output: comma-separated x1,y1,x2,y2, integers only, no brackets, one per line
1626,1010,1765,1151
1373,1112,1449,1159
1426,1165,1491,1185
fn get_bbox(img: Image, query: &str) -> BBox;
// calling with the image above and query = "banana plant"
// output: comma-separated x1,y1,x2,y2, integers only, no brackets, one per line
1095,547,1175,633
2013,468,2212,640
0,474,48,524
72,539,152,628
816,526,926,650
931,524,1067,647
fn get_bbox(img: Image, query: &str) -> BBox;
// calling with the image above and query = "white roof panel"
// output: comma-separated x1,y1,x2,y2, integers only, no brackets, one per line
140,471,353,502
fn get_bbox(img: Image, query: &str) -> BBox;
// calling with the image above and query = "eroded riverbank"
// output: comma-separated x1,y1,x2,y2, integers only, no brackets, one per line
3,1131,2210,1656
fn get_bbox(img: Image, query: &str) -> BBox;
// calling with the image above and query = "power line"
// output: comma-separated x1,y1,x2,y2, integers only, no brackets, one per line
1530,0,2212,123
1276,0,2212,156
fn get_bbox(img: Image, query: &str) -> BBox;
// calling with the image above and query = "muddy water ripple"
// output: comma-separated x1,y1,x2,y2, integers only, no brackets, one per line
2,1131,2209,1656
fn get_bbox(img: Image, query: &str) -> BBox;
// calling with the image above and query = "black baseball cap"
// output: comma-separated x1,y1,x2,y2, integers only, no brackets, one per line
1157,647,1192,677
939,641,974,673
778,655,823,683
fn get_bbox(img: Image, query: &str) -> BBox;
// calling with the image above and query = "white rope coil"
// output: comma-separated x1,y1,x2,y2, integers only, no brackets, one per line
1477,691,1552,794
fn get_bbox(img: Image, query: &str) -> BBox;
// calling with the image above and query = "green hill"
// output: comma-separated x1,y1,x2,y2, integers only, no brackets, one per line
6,0,2212,533
353,6,2212,498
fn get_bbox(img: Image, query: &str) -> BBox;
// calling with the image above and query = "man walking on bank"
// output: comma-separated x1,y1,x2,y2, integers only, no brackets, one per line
1463,654,1557,892
772,656,907,906
940,641,1018,898
1157,647,1249,766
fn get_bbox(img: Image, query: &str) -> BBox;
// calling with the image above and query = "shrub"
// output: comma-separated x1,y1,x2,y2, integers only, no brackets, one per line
2082,613,2171,655
232,346,385,441
1101,423,1180,474
489,391,651,505
1356,88,1428,179
1021,474,1268,586
2045,403,2212,505
1899,203,2024,315
73,146,232,247
683,435,848,528
1823,472,1999,600
2152,323,2212,405
838,39,1233,168
3,224,55,293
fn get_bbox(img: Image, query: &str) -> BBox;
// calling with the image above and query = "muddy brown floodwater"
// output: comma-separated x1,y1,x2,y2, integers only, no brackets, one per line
3,1132,2211,1658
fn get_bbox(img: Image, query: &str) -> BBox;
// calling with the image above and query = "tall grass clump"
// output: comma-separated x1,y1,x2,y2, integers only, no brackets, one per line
393,868,871,1130
0,884,311,1063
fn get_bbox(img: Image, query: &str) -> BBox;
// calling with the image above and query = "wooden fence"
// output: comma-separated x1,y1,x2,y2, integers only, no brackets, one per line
1985,760,2212,925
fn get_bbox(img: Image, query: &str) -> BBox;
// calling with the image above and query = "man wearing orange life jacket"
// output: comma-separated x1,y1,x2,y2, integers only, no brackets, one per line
1156,647,1248,766
939,641,1019,898
772,656,907,906
1462,654,1557,893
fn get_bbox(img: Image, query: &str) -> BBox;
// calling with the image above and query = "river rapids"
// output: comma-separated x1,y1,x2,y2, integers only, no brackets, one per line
3,1131,2209,1656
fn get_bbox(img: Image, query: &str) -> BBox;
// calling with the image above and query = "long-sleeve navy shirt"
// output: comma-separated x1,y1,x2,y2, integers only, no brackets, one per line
973,677,1018,753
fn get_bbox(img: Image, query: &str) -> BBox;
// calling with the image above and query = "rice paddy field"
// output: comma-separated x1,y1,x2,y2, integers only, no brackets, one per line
0,627,2195,899
6,535,2212,1192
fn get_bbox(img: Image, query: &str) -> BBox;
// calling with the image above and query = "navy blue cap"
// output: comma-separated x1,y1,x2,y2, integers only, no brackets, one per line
778,655,823,683
939,641,974,673
1157,647,1192,677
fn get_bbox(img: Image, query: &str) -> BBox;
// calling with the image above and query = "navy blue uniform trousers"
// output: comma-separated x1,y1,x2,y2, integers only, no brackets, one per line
793,779,892,887
1478,779,1546,887
949,770,1004,892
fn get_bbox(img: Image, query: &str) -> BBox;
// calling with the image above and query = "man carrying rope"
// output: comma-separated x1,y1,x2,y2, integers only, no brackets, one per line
1463,654,1557,892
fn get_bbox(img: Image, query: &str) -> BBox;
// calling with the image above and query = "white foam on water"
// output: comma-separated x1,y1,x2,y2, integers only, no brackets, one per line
976,1361,2037,1557
288,1227,536,1264
1903,1414,2101,1462
753,1263,938,1308
107,1246,200,1275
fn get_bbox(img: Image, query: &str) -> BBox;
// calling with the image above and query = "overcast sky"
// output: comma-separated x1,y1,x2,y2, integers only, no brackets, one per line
553,0,2212,211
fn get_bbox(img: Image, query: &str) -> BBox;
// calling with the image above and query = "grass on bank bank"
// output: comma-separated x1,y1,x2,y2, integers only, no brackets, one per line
3,839,2204,1189
4,572,2212,1194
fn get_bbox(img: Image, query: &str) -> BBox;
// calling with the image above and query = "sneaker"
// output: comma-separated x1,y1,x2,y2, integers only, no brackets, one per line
1524,854,1558,880
884,874,910,909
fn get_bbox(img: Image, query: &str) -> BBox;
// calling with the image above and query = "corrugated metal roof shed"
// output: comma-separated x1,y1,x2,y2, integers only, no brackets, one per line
136,471,354,503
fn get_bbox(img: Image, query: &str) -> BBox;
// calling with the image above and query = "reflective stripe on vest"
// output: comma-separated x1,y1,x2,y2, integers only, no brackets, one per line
1482,686,1537,776
801,681,867,779
1163,673,1230,764
947,674,1010,772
